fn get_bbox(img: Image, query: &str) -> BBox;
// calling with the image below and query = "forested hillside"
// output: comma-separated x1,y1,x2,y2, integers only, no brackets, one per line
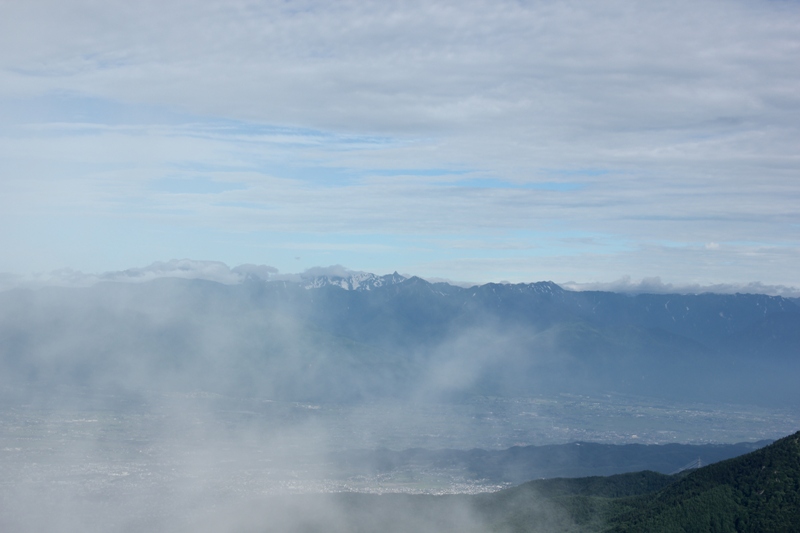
272,430,800,532
606,430,800,532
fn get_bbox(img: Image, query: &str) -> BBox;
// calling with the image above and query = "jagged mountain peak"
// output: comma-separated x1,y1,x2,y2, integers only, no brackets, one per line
517,280,564,293
300,271,407,291
466,280,566,297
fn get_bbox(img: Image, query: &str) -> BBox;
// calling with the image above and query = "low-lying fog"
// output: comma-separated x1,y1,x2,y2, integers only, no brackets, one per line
2,386,796,532
1,278,798,531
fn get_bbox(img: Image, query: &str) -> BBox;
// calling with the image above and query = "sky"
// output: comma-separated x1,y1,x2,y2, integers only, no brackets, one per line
1,0,799,288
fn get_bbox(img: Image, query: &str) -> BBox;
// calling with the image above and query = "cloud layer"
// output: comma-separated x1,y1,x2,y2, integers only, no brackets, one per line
0,0,798,285
3,259,797,297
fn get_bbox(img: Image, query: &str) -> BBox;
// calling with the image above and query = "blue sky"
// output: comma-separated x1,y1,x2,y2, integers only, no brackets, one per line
1,0,799,290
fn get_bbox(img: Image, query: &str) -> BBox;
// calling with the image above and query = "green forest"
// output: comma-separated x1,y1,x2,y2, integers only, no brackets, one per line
479,430,800,532
268,430,800,533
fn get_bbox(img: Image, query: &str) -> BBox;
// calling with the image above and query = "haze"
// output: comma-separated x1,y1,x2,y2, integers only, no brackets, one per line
1,1,799,532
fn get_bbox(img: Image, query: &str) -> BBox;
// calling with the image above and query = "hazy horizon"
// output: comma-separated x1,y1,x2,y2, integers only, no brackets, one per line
2,0,799,287
3,258,800,298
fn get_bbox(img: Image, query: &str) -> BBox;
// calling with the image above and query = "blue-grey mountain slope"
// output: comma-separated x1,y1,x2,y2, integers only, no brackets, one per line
0,273,798,406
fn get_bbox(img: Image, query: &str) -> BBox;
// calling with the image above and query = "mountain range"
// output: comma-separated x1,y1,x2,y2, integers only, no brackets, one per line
1,272,798,405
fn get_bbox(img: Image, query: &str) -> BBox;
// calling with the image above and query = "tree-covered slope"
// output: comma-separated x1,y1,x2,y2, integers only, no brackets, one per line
241,431,799,533
431,430,800,532
606,430,800,532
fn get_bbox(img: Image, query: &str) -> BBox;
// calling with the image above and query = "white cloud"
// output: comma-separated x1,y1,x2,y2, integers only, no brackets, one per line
300,265,362,279
0,0,798,285
231,263,279,280
104,259,240,283
0,260,279,291
0,260,390,291
562,276,800,298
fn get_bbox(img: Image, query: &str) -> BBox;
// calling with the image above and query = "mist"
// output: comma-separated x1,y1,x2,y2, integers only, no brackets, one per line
0,279,529,532
1,274,798,532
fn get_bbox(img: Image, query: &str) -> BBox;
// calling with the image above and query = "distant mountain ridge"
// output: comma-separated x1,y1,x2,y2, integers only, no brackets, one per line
1,273,798,405
250,272,799,361
298,271,407,291
258,272,797,343
331,439,772,484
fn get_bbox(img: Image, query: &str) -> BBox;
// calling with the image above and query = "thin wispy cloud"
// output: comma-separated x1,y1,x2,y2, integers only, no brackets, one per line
0,0,798,284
